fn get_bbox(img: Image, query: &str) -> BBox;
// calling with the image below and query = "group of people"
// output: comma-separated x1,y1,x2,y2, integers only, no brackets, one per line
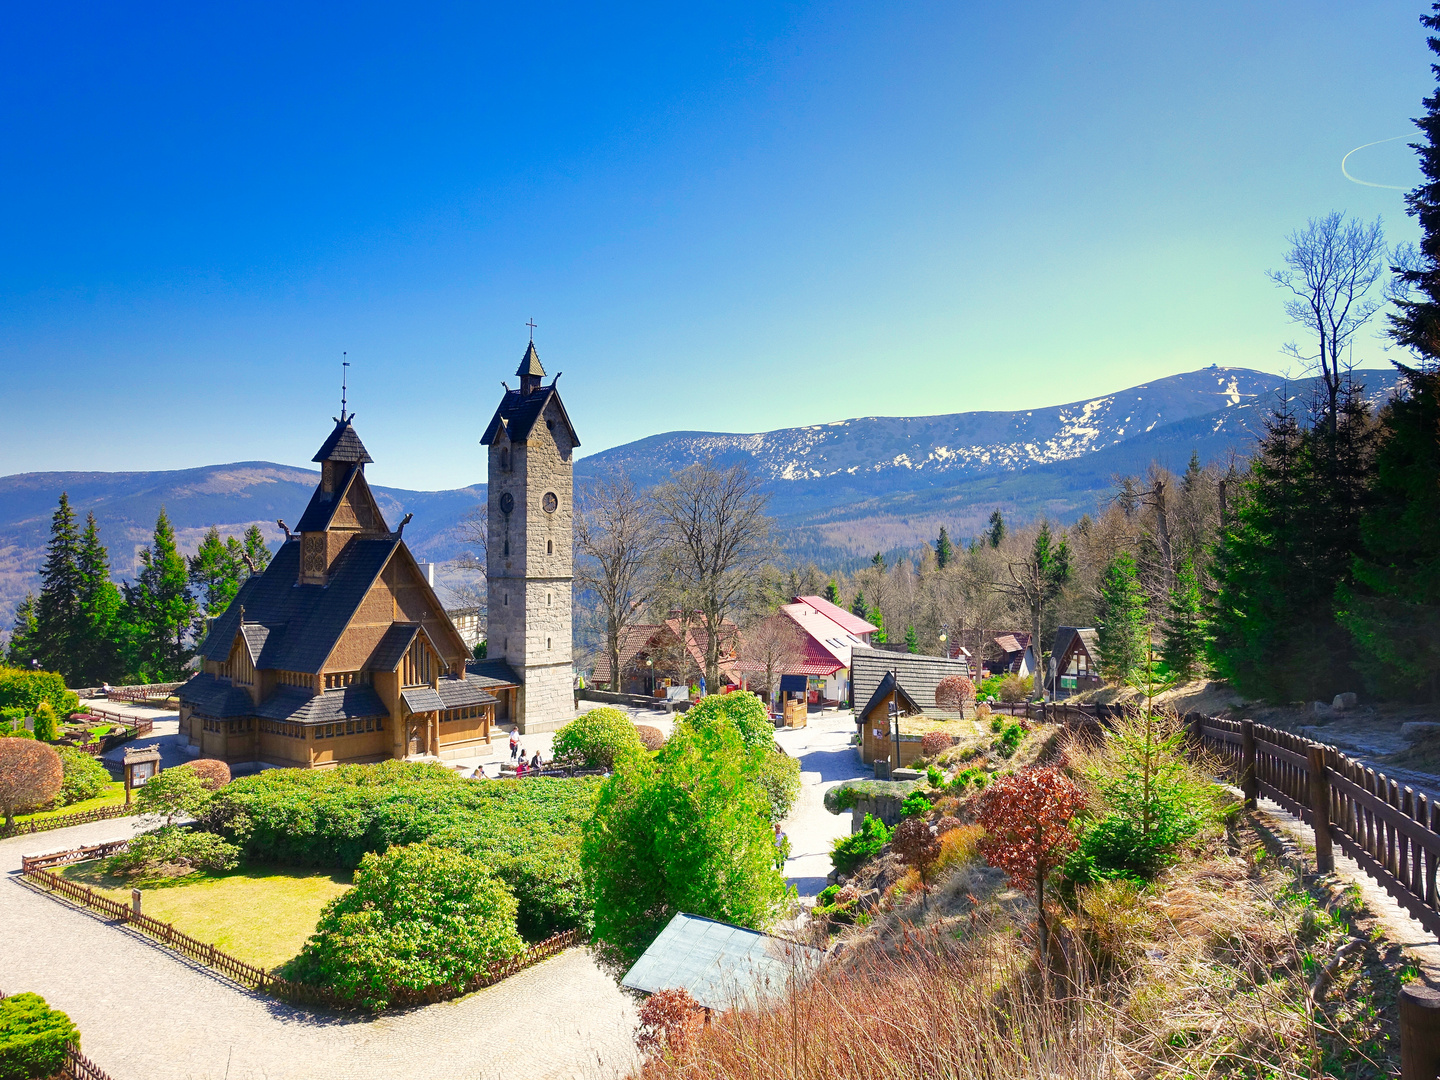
508,728,544,775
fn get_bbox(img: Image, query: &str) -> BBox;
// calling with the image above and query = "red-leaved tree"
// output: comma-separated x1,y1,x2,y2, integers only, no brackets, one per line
0,739,64,828
635,987,705,1060
891,817,942,904
934,675,976,711
976,767,1085,959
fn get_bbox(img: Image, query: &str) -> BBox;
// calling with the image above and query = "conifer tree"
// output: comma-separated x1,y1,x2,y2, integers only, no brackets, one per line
75,512,123,685
850,591,868,620
867,606,888,645
1097,552,1147,685
823,580,841,606
935,527,954,570
987,510,1005,548
242,524,271,575
33,493,81,679
904,624,919,653
188,527,245,636
6,594,38,667
123,508,198,681
1162,556,1207,681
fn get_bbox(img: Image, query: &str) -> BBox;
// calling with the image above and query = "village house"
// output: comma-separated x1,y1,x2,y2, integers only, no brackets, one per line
850,650,973,770
1048,626,1101,699
741,594,876,706
592,615,742,697
178,413,514,768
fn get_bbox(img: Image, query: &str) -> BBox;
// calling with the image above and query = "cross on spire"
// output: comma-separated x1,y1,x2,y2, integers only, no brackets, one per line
526,319,537,342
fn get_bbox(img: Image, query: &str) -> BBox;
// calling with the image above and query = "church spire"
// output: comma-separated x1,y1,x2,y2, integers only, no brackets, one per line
516,341,545,396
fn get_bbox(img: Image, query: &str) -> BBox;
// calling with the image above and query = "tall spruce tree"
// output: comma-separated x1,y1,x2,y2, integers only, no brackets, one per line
867,606,888,645
824,580,841,606
1098,552,1148,685
188,527,245,636
75,512,123,685
6,593,39,667
935,527,954,570
904,624,919,653
242,524,271,575
1162,556,1207,681
987,510,1005,548
123,508,198,681
1388,4,1440,368
851,591,868,620
33,492,82,679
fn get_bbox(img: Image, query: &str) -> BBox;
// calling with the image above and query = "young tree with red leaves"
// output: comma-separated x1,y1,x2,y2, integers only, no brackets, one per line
0,739,64,828
976,767,1085,959
891,816,942,906
934,674,975,711
635,987,705,1060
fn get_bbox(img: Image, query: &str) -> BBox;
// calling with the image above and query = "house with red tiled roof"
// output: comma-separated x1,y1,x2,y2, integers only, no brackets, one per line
591,616,741,697
739,595,876,706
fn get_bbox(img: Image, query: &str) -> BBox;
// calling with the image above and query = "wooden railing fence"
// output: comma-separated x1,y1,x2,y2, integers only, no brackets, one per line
0,803,140,840
104,682,184,704
20,842,583,1011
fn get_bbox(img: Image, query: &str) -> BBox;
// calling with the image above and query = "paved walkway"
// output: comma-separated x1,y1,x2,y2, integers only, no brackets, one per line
774,709,870,898
0,819,638,1080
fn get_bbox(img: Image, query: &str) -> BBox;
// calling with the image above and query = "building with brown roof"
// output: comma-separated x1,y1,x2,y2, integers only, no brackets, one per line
179,412,513,767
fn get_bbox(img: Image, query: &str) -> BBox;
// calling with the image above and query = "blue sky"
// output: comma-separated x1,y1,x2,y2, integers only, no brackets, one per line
0,1,1430,489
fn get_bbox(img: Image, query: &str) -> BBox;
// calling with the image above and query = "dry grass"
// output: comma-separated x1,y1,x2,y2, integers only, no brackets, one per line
630,821,1402,1080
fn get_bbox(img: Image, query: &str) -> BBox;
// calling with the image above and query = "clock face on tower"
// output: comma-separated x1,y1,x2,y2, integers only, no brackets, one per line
499,492,514,515
543,492,558,513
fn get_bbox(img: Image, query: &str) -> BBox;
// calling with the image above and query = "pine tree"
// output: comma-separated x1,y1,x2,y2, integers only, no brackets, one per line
123,508,198,681
1339,365,1440,698
867,606,888,645
1162,556,1207,681
987,510,1005,548
871,552,887,572
1098,552,1148,685
188,527,245,637
904,624,919,653
75,512,123,685
935,527,954,570
6,593,38,667
33,493,82,679
242,524,272,574
1388,5,1440,370
824,580,841,606
851,591,868,620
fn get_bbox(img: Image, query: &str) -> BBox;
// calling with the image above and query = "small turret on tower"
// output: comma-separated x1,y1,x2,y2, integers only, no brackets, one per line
516,342,546,396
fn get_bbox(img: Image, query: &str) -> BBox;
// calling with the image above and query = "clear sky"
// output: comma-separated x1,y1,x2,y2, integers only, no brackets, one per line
0,1,1430,489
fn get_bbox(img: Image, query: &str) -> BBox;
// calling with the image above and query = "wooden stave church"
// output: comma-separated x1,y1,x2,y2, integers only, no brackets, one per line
178,413,518,768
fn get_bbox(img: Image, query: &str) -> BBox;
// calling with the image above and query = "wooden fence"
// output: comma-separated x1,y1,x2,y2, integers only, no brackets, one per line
0,802,140,841
1191,713,1440,940
0,988,119,1080
104,682,184,704
20,841,584,1011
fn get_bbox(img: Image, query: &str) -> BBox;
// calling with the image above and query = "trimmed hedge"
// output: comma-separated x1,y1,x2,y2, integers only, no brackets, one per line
551,708,640,769
0,669,78,721
53,746,110,806
682,693,773,751
205,760,600,940
0,992,78,1080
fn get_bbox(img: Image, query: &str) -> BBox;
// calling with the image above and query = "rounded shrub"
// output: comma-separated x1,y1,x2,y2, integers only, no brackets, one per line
683,692,773,751
934,675,975,711
283,843,524,1010
919,731,953,758
0,991,79,1080
184,758,232,791
53,746,110,806
0,740,63,827
634,725,665,751
551,708,642,769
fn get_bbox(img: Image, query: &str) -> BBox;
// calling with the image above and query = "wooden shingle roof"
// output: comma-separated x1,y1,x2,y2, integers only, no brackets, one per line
311,418,374,464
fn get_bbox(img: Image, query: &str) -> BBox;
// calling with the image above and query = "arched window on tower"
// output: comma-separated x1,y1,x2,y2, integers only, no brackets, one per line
546,539,553,555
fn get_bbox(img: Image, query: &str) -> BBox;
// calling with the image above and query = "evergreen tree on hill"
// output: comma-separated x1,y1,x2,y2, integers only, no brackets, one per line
935,527,954,570
33,493,81,680
242,524,272,575
75,512,123,685
824,580,841,606
123,508,198,681
850,590,868,620
904,624,919,654
6,594,38,668
987,510,1005,549
1162,556,1207,681
1388,4,1440,369
1098,552,1147,685
867,606,888,645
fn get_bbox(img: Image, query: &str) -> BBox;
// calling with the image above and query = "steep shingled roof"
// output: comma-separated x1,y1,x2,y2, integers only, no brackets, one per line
199,536,401,674
850,650,972,720
178,673,257,719
311,418,373,464
255,684,388,723
479,385,580,448
516,342,546,378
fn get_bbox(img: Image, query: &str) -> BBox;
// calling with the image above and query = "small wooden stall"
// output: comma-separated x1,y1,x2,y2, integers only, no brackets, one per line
778,675,808,728
122,744,162,806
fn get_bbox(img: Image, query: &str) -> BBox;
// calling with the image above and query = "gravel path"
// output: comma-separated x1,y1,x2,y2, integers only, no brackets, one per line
0,819,637,1080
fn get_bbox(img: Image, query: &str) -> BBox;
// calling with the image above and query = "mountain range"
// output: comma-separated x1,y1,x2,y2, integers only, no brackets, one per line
0,365,1401,632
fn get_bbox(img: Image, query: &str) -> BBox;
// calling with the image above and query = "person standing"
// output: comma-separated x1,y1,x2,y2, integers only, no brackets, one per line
509,728,520,761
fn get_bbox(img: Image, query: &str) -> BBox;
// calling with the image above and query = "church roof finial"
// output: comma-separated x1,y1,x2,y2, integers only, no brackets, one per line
516,340,545,381
340,353,350,422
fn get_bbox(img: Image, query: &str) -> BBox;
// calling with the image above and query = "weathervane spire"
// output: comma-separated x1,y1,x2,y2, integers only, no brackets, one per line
341,353,350,422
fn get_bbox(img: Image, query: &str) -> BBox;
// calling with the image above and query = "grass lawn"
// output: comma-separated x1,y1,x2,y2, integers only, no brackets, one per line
16,781,127,824
60,861,352,972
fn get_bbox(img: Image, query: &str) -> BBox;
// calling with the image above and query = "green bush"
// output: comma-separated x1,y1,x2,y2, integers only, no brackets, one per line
947,767,989,794
283,843,524,1010
30,703,57,743
830,814,890,875
106,826,240,878
993,721,1024,757
0,669,78,722
682,692,774,752
53,747,110,806
206,760,599,941
135,765,214,824
582,712,791,964
0,992,79,1080
551,707,641,769
754,751,801,824
900,791,931,818
926,764,944,788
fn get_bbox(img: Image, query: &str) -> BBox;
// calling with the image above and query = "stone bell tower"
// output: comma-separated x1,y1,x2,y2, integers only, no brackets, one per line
480,340,580,733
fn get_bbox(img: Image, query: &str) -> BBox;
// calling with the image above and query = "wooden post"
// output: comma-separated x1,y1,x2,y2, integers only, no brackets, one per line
130,888,141,917
1401,983,1440,1080
1308,744,1334,874
1240,720,1258,809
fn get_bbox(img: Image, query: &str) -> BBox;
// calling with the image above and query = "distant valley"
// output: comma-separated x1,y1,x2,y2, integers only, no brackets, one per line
0,365,1399,630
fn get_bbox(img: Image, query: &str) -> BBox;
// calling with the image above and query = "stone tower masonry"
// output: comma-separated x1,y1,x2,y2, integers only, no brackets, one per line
480,341,580,733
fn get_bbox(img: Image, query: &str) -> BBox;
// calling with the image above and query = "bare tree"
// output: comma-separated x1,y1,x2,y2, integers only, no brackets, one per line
574,471,661,692
740,611,808,710
652,459,774,691
991,522,1071,700
1268,212,1386,433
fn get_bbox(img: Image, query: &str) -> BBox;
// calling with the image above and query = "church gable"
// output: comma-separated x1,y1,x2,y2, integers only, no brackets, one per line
331,469,388,534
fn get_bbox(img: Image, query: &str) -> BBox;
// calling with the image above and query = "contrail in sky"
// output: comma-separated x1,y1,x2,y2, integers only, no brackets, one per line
1341,136,1409,190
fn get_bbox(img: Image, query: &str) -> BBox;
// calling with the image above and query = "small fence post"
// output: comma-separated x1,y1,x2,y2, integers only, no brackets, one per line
1307,744,1334,874
1240,719,1258,810
1402,983,1440,1080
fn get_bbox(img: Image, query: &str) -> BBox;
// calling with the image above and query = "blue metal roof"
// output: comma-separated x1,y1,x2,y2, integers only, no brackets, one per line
621,913,825,1011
